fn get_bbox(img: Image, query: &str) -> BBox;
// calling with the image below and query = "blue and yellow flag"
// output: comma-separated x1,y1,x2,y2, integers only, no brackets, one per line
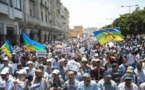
0,40,13,58
22,32,45,50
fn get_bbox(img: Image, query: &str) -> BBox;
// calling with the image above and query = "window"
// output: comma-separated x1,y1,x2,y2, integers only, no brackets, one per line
41,0,43,3
45,14,47,22
14,0,21,10
41,12,43,21
0,0,8,4
9,0,13,6
30,9,32,16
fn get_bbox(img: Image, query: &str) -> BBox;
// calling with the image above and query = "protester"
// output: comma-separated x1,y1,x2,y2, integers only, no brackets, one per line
63,71,79,90
98,70,118,90
77,73,99,90
118,73,138,90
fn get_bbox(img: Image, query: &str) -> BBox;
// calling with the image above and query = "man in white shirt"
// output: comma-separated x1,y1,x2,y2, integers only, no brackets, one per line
125,49,136,68
134,63,145,84
0,67,14,90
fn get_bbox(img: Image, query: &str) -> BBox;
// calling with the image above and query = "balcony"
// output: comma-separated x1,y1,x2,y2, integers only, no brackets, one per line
25,14,40,24
30,0,35,3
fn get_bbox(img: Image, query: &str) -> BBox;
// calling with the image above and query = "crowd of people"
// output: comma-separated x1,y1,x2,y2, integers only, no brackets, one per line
0,34,145,90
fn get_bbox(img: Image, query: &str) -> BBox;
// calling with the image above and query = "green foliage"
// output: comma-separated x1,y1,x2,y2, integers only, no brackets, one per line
102,8,145,35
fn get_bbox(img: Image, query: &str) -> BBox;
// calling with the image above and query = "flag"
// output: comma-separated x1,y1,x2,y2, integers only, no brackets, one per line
93,30,114,45
21,32,45,50
105,27,123,41
0,40,13,58
93,27,123,45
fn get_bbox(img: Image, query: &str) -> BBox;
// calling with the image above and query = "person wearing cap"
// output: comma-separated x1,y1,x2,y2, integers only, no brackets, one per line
77,73,99,90
0,57,13,75
63,71,79,90
29,69,47,90
121,66,140,86
47,69,64,90
52,55,59,69
14,69,28,90
90,59,97,70
98,71,118,90
0,67,15,90
80,57,91,75
27,61,36,79
134,62,145,84
45,59,52,74
91,59,105,83
118,73,138,90
31,55,39,68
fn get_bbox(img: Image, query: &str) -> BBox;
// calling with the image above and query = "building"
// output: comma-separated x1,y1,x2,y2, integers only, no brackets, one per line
69,26,83,38
83,27,98,38
0,0,69,45
0,0,22,45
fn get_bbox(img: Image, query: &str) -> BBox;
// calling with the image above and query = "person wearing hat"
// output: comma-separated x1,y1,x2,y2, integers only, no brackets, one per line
0,67,15,90
27,61,36,77
80,57,91,75
134,62,145,84
47,69,64,90
0,57,13,75
118,73,138,90
31,55,39,68
51,55,59,69
121,66,140,86
45,59,52,74
14,69,28,90
91,59,105,83
98,71,118,90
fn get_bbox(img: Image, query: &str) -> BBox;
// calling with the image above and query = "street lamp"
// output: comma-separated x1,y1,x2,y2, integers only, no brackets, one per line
121,4,139,13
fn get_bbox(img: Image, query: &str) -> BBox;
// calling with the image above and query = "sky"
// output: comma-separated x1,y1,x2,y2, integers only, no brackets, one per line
61,0,145,29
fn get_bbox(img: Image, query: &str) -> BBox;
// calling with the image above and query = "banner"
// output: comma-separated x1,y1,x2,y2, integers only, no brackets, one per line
62,47,71,54
36,50,46,57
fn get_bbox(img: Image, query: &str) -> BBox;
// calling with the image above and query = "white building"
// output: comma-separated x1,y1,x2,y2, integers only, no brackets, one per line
0,0,69,45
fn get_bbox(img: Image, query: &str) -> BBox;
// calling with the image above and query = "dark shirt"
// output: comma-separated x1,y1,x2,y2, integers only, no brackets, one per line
91,67,105,81
111,71,121,84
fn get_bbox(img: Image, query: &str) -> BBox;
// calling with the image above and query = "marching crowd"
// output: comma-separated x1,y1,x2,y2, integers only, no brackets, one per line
0,35,145,90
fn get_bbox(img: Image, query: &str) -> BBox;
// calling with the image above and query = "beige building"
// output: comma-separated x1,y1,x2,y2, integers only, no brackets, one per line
69,26,83,38
0,0,69,45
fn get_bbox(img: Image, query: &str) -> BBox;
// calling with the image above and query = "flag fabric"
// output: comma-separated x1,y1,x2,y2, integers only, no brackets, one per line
93,27,123,45
0,40,13,58
105,27,123,41
22,32,45,50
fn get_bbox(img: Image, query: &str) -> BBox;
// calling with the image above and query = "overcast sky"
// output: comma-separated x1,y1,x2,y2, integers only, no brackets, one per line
61,0,145,28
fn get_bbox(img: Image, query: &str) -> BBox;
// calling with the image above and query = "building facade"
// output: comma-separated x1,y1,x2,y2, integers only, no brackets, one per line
69,26,83,38
0,0,22,45
83,27,98,38
0,0,69,45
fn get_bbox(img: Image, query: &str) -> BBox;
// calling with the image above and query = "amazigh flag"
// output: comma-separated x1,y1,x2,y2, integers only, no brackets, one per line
0,40,13,58
105,27,123,41
93,27,123,45
21,32,45,50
